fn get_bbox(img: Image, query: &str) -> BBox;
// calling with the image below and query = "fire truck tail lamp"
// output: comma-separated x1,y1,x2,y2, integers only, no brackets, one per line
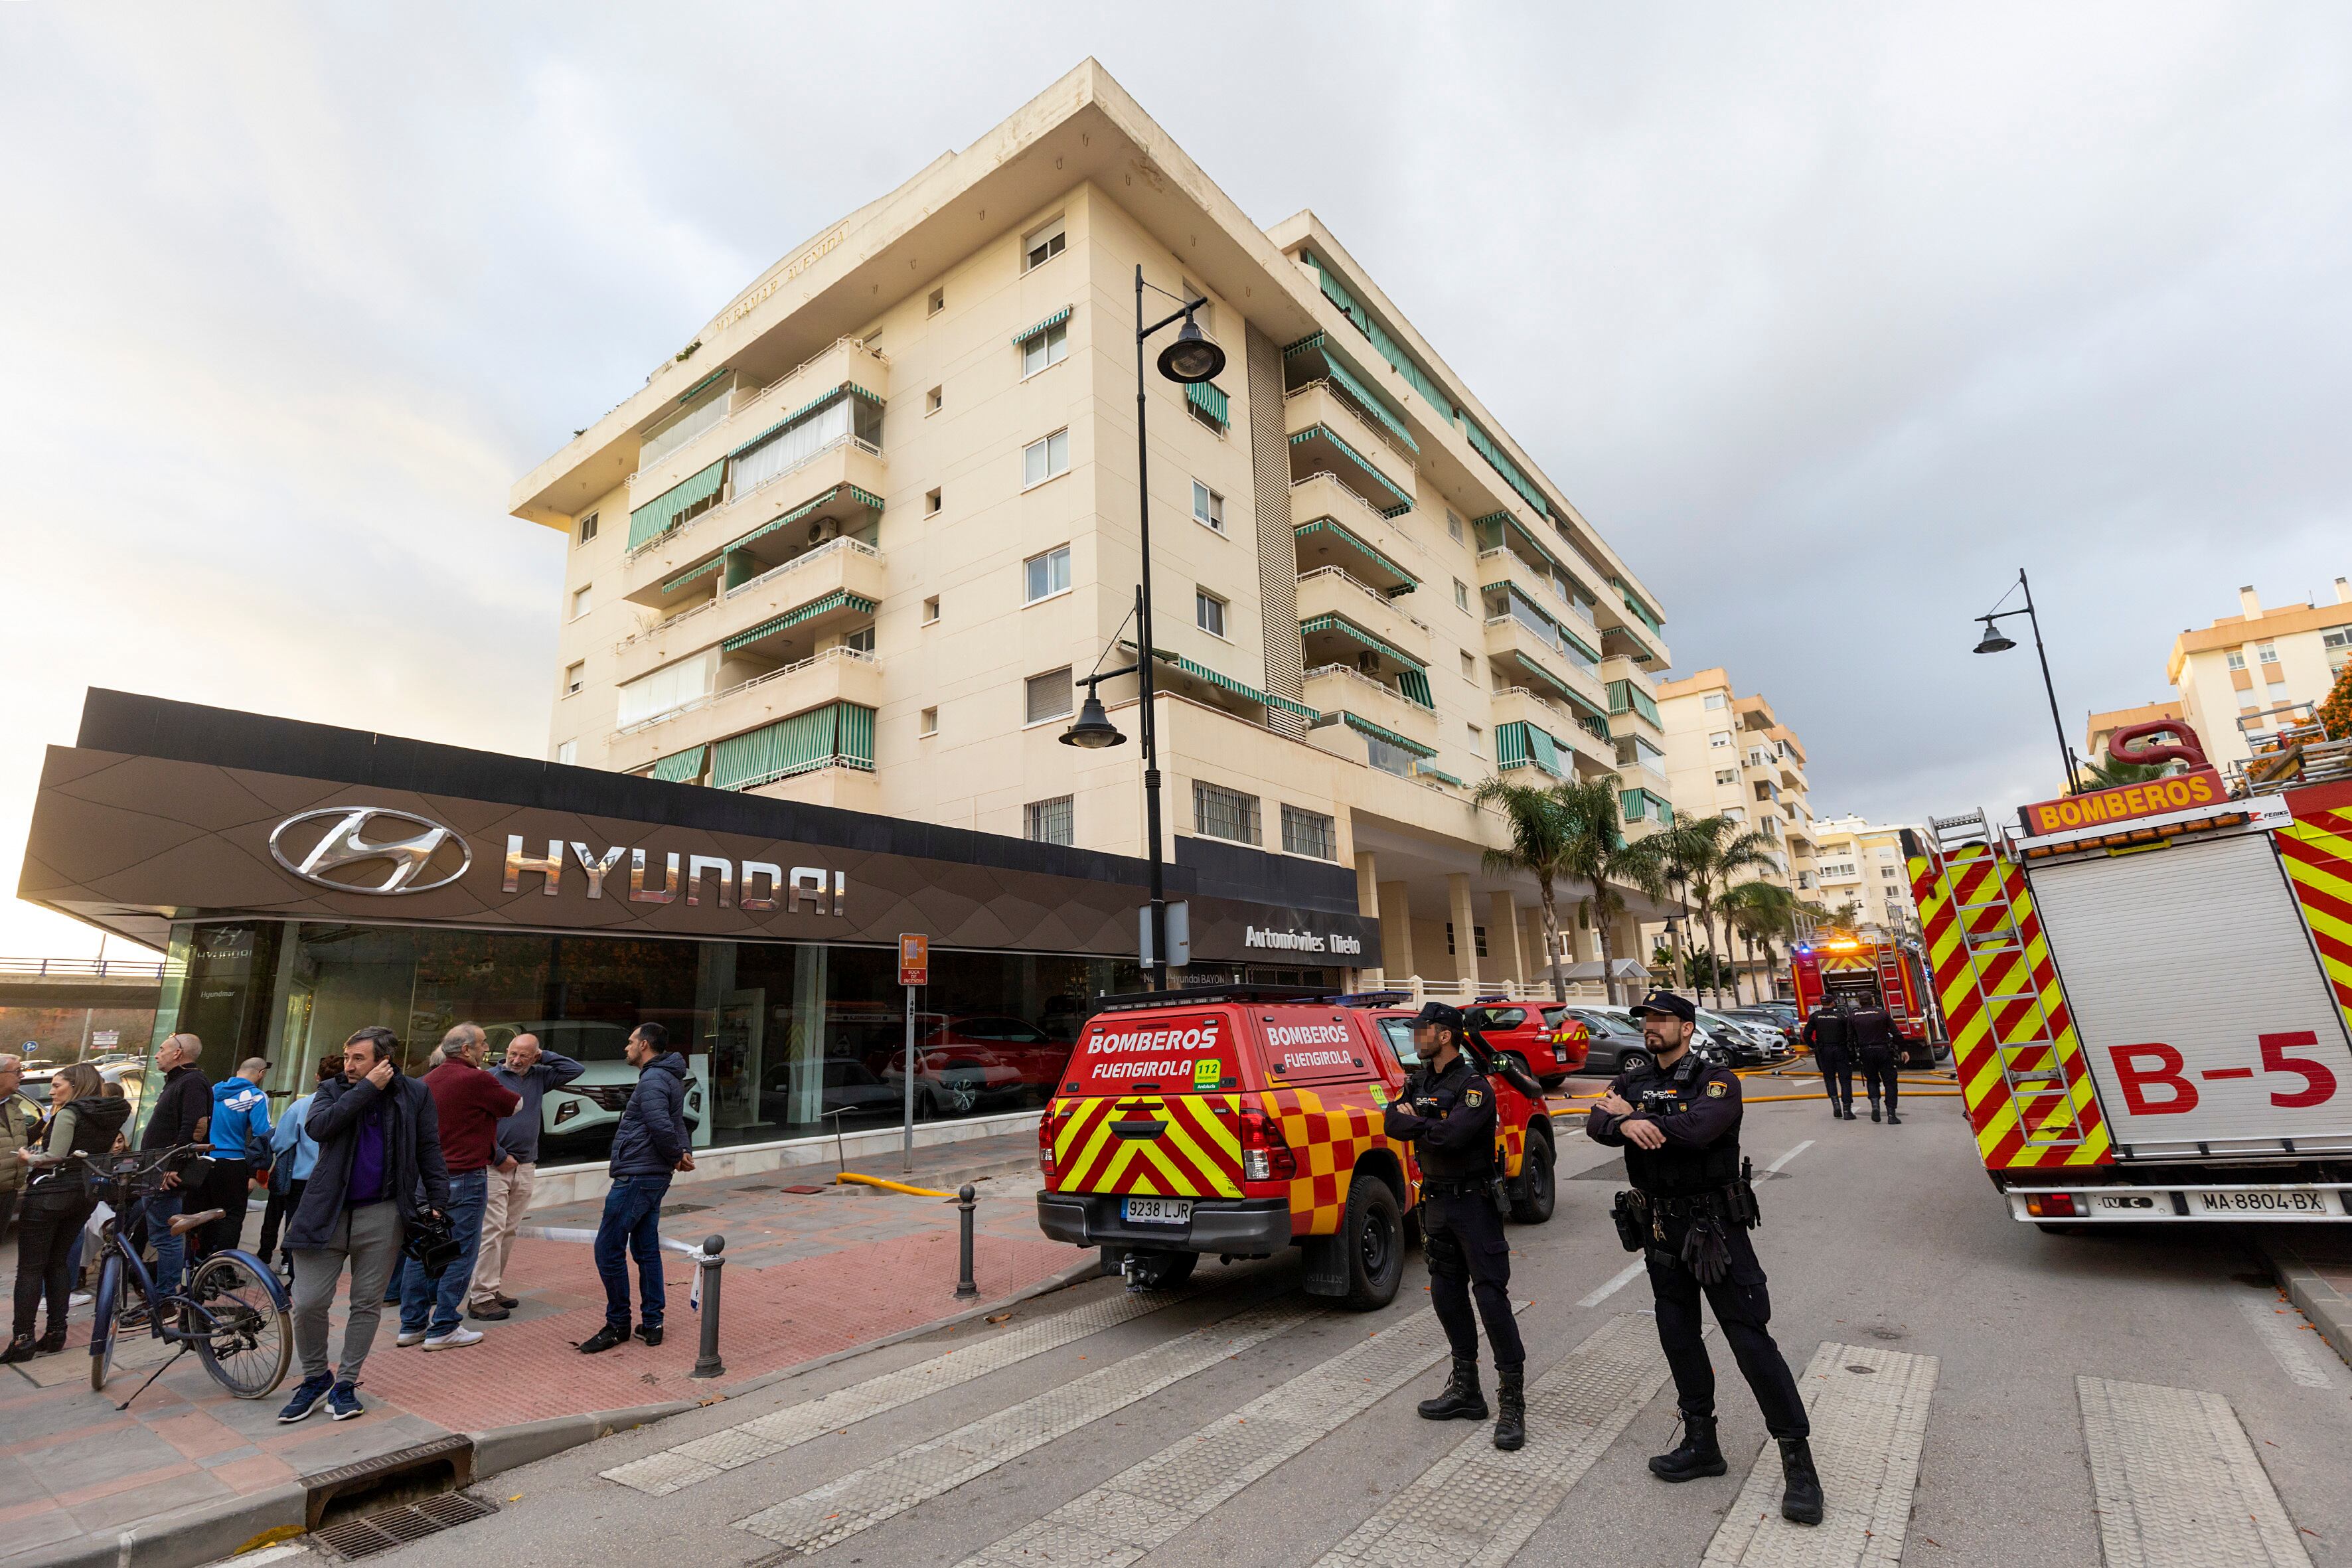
1239,1107,1296,1182
2023,1192,2078,1218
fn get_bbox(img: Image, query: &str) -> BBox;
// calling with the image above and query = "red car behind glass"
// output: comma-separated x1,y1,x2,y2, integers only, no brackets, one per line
1465,1002,1589,1089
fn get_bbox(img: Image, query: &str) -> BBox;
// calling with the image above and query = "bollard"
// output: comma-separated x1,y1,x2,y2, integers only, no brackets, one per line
955,1185,979,1299
691,1233,726,1379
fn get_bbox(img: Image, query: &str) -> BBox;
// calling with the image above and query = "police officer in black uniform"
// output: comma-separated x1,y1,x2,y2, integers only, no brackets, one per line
1383,1001,1528,1451
1802,998,1855,1120
1587,990,1823,1526
1849,999,1901,1124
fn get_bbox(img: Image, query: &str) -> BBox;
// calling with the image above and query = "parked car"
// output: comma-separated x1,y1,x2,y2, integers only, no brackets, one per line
17,1060,148,1122
759,1055,974,1125
1464,1002,1589,1089
1725,1006,1800,1050
912,1014,1072,1106
1572,1006,1736,1077
1697,1008,1791,1066
481,1020,706,1150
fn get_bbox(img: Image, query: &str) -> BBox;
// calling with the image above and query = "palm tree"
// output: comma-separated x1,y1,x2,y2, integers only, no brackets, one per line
1551,776,1665,1004
2076,755,2167,792
1644,816,1776,1007
1471,776,1577,1002
1726,880,1802,1003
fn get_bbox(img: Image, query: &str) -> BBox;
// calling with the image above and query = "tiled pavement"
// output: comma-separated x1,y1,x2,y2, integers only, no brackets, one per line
0,1134,1067,1563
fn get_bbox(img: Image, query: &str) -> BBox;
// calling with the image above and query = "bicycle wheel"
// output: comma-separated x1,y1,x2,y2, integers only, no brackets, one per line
89,1253,125,1393
187,1253,291,1399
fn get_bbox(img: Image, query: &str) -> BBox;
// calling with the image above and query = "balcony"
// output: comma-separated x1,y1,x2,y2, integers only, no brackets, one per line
625,339,888,503
1296,568,1431,661
1285,392,1417,519
1476,547,1598,638
1607,678,1663,737
1291,474,1426,592
605,648,883,774
1595,580,1671,669
615,538,886,683
1488,688,1614,773
1483,613,1607,718
623,441,887,607
1304,664,1441,754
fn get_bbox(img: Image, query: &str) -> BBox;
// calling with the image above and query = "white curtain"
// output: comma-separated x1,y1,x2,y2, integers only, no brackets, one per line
617,649,718,728
728,398,852,499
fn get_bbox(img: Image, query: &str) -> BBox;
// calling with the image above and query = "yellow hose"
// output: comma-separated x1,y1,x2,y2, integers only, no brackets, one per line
835,1172,957,1198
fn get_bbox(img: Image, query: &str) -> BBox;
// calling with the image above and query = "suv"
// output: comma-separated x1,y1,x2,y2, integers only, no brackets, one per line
1464,1002,1589,1089
1035,987,1555,1309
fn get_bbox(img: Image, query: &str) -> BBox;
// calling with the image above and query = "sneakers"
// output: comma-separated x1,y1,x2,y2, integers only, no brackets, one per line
421,1326,483,1352
277,1372,335,1424
576,1324,630,1355
394,1328,429,1348
634,1322,664,1348
328,1381,365,1421
68,1292,92,1309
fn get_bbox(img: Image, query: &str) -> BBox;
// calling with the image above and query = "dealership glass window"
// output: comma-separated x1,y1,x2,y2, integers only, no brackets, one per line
1281,805,1336,861
1193,781,1261,844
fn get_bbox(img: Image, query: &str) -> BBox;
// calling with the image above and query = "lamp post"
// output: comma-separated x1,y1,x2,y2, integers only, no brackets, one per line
1972,568,2080,794
1059,268,1225,991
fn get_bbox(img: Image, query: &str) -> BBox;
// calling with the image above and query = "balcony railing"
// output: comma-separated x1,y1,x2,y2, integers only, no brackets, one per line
625,337,886,495
1285,378,1417,467
1295,566,1432,636
611,537,884,655
609,647,878,741
1476,546,1598,629
626,433,882,564
1304,662,1420,708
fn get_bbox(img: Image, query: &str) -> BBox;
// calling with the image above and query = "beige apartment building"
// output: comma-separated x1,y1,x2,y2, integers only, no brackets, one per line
1655,669,1816,891
2163,581,2352,773
508,61,1678,996
1806,815,1919,939
2082,698,2184,771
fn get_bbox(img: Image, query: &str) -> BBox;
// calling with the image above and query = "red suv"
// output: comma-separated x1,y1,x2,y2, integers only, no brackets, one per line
1466,1002,1589,1089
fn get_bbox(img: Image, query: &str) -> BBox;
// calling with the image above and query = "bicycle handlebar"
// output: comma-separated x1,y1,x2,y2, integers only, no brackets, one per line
75,1144,210,1197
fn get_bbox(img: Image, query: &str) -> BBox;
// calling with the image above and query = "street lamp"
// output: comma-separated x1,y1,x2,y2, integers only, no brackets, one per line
1053,270,1223,991
1972,568,2080,793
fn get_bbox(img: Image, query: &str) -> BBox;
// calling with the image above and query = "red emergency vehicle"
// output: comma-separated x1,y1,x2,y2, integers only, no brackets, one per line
1790,935,1938,1069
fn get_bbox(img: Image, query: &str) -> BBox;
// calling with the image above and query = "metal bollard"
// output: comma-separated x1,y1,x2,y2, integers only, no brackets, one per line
955,1185,979,1298
691,1233,726,1379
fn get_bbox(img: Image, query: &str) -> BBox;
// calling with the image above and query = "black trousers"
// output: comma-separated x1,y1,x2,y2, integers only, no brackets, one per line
1647,1223,1809,1438
1816,1051,1852,1111
1424,1191,1525,1371
1860,1056,1899,1114
12,1192,92,1339
188,1158,252,1261
256,1179,307,1268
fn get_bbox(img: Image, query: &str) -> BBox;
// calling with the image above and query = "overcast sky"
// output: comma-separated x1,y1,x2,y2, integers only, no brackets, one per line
3,3,2347,956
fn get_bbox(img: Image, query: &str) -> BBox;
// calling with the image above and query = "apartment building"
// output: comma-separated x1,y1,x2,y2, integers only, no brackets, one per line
507,60,1678,994
2083,698,2184,770
2164,580,2352,772
1655,668,1816,892
1806,815,1919,939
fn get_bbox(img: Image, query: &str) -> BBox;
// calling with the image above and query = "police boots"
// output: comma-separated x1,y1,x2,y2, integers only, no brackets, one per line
1417,1356,1489,1421
1779,1436,1824,1525
1492,1366,1526,1450
1648,1413,1727,1481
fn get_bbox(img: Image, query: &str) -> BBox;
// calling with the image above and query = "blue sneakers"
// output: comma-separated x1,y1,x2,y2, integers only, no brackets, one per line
328,1381,365,1421
276,1373,334,1424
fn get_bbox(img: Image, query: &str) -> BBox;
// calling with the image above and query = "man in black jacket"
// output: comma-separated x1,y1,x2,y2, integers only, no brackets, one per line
277,1027,450,1425
1802,1001,1855,1120
132,1034,209,1312
579,1022,694,1355
1849,1001,1901,1124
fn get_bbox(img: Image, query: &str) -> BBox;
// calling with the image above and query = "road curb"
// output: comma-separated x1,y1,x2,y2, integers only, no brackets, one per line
2250,1229,2352,1368
8,1481,309,1568
468,1399,702,1478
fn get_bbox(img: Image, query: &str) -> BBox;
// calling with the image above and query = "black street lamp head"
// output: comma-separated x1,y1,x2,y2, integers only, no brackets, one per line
1059,689,1127,749
1973,619,2016,655
1156,316,1225,384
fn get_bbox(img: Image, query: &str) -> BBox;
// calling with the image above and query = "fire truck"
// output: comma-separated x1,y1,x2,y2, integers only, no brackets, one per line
1790,935,1938,1069
1905,715,2352,1227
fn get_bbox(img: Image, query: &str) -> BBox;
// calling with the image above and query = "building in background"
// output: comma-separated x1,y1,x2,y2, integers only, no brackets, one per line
509,60,1680,997
1806,815,1920,939
2166,580,2352,771
2083,698,2185,771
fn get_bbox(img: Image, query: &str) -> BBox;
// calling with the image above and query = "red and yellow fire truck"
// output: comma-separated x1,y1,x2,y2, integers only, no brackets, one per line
1790,935,1937,1068
1906,734,2352,1227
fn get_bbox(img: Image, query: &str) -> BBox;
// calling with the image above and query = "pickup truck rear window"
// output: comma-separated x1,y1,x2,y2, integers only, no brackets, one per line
1255,1011,1373,1083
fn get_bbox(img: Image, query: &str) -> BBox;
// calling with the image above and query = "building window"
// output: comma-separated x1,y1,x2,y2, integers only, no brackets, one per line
1460,650,1476,680
1025,796,1074,846
1024,545,1071,603
926,386,943,415
1196,589,1227,639
1445,923,1489,958
564,661,584,697
923,595,941,625
2326,629,2350,673
1715,768,1738,785
2258,641,2280,665
1181,279,1214,337
1447,510,1464,542
1021,320,1068,376
2227,649,2246,670
927,287,945,317
1703,692,1727,710
842,625,875,654
570,585,591,621
577,512,598,546
925,488,943,516
1281,805,1337,860
1192,481,1224,534
1025,668,1073,726
1023,428,1070,487
1467,723,1484,754
1709,731,1732,749
920,706,939,737
1725,807,1746,824
1194,781,1261,844
1365,734,1415,777
1454,579,1469,612
1023,217,1065,271
555,740,578,766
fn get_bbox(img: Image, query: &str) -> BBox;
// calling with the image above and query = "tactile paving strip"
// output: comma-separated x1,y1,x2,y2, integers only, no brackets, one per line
732,1300,1314,1554
1313,1312,1675,1568
1702,1341,1939,1567
2077,1375,2312,1568
959,1304,1508,1568
605,1281,1211,1495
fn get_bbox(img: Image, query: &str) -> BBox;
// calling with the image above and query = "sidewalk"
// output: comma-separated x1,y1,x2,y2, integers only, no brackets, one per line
2250,1224,2352,1371
0,1133,1071,1567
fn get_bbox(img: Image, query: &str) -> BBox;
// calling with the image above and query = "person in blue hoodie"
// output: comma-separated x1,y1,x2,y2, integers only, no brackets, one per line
578,1023,693,1354
258,1058,341,1275
193,1058,273,1261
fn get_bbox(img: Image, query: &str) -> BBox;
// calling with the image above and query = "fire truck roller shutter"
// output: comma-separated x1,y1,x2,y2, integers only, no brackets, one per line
2025,831,2352,1158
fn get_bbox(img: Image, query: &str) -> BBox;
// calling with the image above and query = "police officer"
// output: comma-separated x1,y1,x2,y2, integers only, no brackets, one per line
1849,998,1901,1125
1802,998,1855,1120
1587,990,1823,1526
1383,1001,1527,1451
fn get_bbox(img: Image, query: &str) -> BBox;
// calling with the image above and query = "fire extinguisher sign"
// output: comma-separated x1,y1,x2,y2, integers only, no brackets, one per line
898,933,928,988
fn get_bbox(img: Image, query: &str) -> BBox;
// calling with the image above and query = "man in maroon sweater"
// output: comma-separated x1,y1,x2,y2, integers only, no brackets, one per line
395,1024,519,1350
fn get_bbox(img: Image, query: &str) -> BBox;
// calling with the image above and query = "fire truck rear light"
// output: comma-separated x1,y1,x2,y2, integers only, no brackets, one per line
1239,1107,1296,1182
2025,1192,2077,1217
1037,1108,1060,1178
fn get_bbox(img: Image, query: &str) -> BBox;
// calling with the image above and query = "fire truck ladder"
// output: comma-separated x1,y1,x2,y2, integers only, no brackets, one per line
1927,811,2091,1152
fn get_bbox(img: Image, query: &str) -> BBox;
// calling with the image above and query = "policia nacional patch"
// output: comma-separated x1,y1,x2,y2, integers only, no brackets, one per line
1464,1089,1484,1107
1706,1080,1728,1097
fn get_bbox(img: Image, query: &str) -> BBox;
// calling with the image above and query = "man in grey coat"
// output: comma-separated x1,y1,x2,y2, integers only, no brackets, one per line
578,1022,693,1354
467,1032,584,1320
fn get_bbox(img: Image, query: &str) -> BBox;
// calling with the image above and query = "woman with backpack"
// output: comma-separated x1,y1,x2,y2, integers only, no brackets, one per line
4,1063,131,1362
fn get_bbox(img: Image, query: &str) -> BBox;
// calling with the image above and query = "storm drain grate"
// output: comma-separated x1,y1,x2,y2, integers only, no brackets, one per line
313,1492,497,1559
661,1202,713,1216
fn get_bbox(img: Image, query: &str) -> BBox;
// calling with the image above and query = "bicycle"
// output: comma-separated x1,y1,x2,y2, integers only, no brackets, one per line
82,1146,293,1406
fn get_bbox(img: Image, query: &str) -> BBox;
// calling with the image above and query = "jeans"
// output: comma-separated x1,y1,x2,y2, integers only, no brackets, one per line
594,1174,671,1330
142,1188,189,1304
398,1167,488,1338
11,1192,90,1340
291,1201,403,1383
469,1162,536,1306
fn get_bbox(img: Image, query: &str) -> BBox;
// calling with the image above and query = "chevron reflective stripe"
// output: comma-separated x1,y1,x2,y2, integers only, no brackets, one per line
1051,1093,1242,1198
2278,788,2352,1041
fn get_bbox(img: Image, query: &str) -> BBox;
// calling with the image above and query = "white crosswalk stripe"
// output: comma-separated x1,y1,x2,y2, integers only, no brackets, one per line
2077,1375,2312,1568
1702,1341,1938,1567
1313,1312,1676,1568
602,1281,1210,1495
732,1300,1314,1555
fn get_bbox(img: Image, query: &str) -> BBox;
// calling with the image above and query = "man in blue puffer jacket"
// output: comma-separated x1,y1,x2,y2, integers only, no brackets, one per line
579,1022,694,1354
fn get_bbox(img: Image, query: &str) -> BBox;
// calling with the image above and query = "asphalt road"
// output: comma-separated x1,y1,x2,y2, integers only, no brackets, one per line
236,1082,2352,1567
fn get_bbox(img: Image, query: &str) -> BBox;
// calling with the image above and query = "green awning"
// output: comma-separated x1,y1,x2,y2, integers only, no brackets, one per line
1288,425,1414,516
673,366,731,404
1496,720,1563,778
627,460,726,550
1012,307,1071,345
1315,354,1417,453
727,483,882,556
1484,583,1602,666
1396,667,1434,709
1413,764,1463,787
1338,710,1438,759
1621,788,1674,826
1472,510,1569,577
1301,251,1456,424
711,702,876,791
1185,380,1229,428
1119,642,1318,719
661,556,727,595
1281,331,1327,359
1464,419,1551,518
723,591,878,652
730,382,868,462
1299,613,1427,670
651,745,706,784
1614,580,1664,635
1608,679,1662,728
1528,724,1563,775
1293,518,1418,589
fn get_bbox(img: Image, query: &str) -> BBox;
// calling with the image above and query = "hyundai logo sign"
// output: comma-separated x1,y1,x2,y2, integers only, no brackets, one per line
268,807,473,896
